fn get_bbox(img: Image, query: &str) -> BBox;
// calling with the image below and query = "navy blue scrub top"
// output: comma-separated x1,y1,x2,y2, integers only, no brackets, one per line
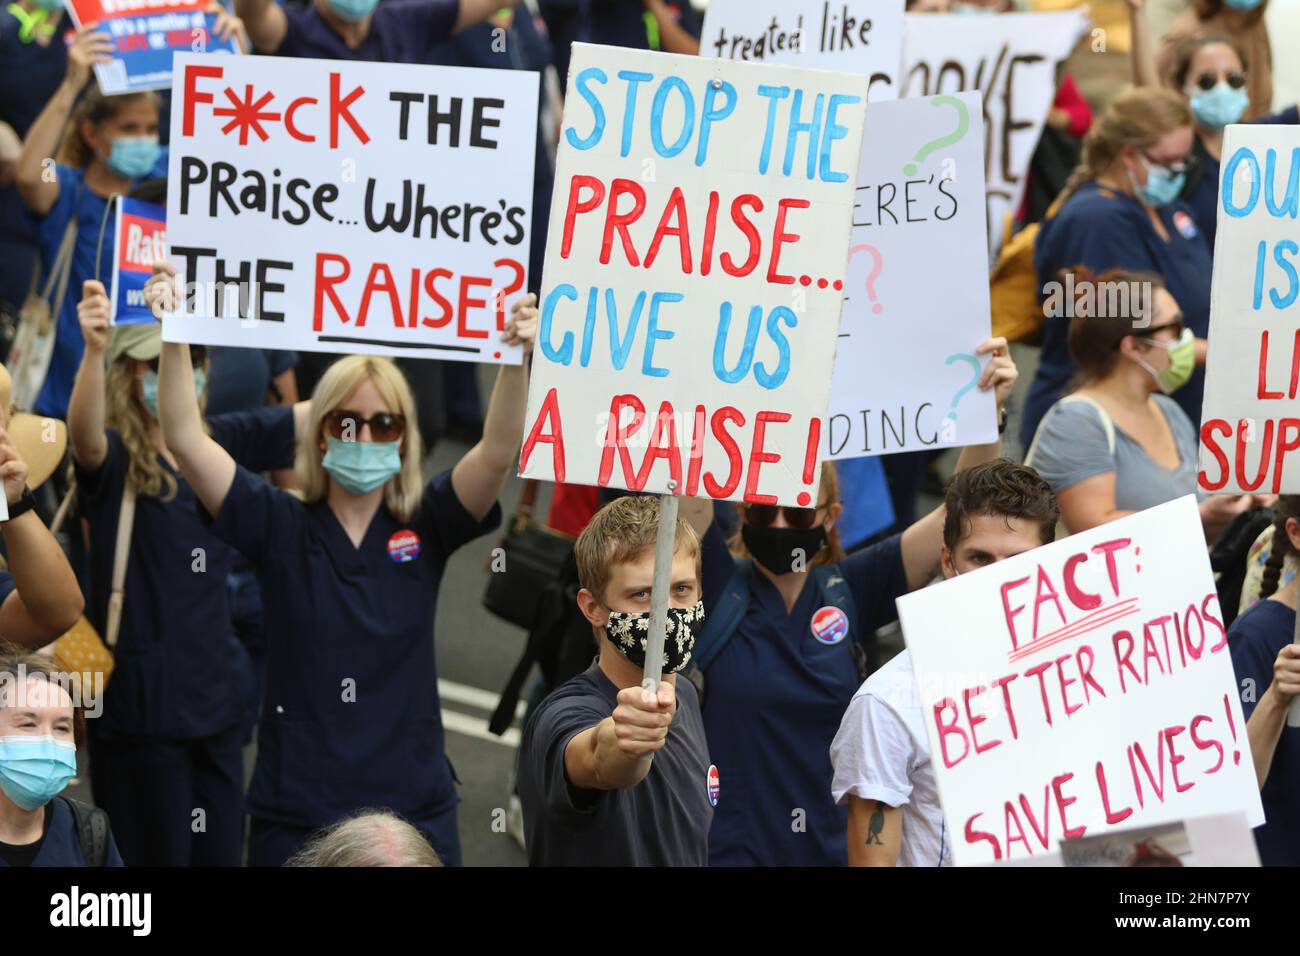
75,407,295,739
428,4,554,297
276,0,458,61
1022,181,1213,448
0,798,125,867
0,10,70,313
202,465,501,829
1185,107,1300,254
1229,598,1300,866
698,522,910,866
540,0,700,87
205,348,299,417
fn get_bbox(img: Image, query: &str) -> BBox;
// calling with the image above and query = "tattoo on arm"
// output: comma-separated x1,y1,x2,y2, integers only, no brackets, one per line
866,801,886,846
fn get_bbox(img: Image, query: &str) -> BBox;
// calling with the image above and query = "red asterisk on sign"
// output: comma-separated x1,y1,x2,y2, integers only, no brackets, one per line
212,84,281,145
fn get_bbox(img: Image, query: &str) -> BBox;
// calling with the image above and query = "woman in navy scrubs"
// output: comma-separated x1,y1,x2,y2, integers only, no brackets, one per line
684,338,1019,866
68,289,303,866
0,650,124,867
152,262,539,867
12,9,241,420
1021,87,1212,449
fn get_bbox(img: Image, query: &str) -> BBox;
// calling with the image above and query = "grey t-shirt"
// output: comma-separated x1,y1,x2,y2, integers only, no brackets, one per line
1028,393,1202,512
518,662,714,867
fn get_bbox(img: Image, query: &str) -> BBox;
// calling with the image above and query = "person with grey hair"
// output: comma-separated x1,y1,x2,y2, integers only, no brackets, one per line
289,810,443,868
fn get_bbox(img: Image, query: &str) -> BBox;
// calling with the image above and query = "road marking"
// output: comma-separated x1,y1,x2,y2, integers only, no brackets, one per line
441,708,521,748
438,678,527,720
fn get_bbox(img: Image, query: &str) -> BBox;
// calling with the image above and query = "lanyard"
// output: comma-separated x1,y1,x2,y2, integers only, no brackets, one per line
7,2,54,42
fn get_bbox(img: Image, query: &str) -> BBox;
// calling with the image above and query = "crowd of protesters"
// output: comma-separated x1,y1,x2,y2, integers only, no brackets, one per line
0,0,1298,869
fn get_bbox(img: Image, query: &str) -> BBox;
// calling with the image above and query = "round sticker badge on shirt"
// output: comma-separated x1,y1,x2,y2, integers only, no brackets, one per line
706,765,720,807
387,530,421,563
811,605,849,645
1173,210,1198,240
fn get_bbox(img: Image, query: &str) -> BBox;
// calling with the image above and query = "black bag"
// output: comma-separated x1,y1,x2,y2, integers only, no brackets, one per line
64,797,110,867
482,479,575,629
1210,505,1276,629
490,550,597,736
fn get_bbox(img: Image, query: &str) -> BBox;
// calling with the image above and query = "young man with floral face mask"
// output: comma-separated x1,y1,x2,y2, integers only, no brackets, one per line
517,494,713,866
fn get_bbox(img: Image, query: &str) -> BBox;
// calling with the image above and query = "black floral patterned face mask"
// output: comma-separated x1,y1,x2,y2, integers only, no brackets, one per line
603,600,705,673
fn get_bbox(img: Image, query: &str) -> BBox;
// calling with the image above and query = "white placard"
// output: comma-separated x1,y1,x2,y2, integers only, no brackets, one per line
898,496,1264,866
519,44,868,505
826,91,995,458
164,53,537,362
1198,125,1300,494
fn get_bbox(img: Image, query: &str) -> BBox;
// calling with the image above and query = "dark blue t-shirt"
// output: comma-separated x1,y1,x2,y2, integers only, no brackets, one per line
540,0,700,86
698,522,909,866
1185,107,1300,254
202,464,500,828
1229,597,1300,866
518,660,713,866
205,348,299,416
0,798,124,868
75,407,295,739
277,0,458,61
1022,181,1213,448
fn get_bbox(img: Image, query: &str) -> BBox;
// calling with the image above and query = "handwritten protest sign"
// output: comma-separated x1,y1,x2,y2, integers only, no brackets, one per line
519,44,867,505
111,197,166,325
700,0,904,98
900,10,1088,255
897,496,1264,866
1198,126,1300,494
68,0,239,95
163,53,537,362
826,91,995,458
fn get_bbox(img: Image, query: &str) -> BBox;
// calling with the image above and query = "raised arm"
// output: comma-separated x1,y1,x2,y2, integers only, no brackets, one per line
147,263,237,517
644,0,699,55
0,422,84,648
898,338,1017,590
15,27,113,215
454,0,507,35
67,280,111,471
234,0,287,53
1246,644,1300,788
451,294,537,521
1127,0,1159,89
564,681,676,791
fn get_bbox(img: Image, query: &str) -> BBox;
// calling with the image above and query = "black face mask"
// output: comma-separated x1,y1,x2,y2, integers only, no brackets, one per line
741,522,828,575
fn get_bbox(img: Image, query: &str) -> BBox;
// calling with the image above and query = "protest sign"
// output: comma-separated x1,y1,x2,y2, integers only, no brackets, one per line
163,53,537,362
519,44,867,505
897,495,1264,866
1198,126,1300,494
826,91,995,458
111,197,166,326
900,10,1088,255
700,0,904,98
67,0,239,95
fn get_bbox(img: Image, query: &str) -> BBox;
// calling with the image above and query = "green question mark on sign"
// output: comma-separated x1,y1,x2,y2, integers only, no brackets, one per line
903,95,970,176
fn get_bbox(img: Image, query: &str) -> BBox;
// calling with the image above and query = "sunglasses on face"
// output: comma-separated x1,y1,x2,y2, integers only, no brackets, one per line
743,501,831,530
1193,71,1247,91
324,410,406,443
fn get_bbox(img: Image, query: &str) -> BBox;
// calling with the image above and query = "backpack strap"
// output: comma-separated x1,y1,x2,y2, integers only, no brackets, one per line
63,797,109,867
1025,394,1116,468
691,558,753,672
811,562,873,676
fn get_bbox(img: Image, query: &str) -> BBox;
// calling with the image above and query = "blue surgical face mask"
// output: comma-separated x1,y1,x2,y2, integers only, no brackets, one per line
106,136,160,180
322,436,401,494
1190,83,1250,129
1132,156,1186,208
328,0,378,22
140,367,205,418
1223,0,1263,10
0,735,77,811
